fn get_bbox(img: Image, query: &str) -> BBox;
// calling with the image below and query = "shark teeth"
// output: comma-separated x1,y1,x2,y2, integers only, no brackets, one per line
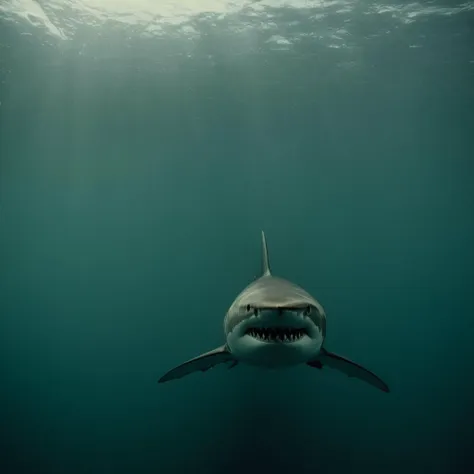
245,327,307,343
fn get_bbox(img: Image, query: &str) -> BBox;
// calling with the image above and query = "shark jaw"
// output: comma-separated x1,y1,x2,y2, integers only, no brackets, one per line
245,326,308,343
226,308,323,368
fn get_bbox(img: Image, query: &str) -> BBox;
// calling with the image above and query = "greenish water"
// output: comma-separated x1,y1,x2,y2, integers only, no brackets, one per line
1,1,473,473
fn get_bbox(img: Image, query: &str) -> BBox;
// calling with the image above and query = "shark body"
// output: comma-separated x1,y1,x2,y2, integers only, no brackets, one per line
159,231,389,393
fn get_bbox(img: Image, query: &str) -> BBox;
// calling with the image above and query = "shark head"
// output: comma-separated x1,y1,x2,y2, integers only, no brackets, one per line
224,232,326,368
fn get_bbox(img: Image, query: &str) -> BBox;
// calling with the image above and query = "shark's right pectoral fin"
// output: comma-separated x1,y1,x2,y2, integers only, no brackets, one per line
309,348,390,393
158,345,235,383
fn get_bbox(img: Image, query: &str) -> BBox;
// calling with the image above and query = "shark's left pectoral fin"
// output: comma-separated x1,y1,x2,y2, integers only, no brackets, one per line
158,345,235,383
309,348,390,393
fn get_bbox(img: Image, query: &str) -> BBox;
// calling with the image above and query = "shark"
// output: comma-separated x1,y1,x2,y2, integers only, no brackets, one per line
158,231,389,393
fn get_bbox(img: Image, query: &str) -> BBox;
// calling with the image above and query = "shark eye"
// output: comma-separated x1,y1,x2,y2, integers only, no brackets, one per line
303,306,312,316
245,305,259,316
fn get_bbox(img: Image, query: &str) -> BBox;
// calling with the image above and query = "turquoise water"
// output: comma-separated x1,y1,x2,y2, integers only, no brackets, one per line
1,1,473,473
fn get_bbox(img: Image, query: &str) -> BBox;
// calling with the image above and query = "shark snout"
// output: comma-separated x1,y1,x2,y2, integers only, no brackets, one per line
249,308,306,327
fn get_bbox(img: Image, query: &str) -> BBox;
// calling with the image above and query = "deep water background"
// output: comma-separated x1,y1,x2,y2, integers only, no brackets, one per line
1,2,474,474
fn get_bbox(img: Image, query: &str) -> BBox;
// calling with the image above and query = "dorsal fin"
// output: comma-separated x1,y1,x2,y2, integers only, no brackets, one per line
261,230,271,276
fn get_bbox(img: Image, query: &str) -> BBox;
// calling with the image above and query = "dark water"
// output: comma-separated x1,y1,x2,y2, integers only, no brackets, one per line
1,1,473,473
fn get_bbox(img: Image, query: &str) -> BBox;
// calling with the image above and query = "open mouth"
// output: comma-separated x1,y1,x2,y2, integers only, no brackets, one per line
245,327,308,343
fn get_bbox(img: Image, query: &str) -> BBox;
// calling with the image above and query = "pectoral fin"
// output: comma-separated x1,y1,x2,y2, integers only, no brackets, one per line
309,348,390,393
158,345,235,383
